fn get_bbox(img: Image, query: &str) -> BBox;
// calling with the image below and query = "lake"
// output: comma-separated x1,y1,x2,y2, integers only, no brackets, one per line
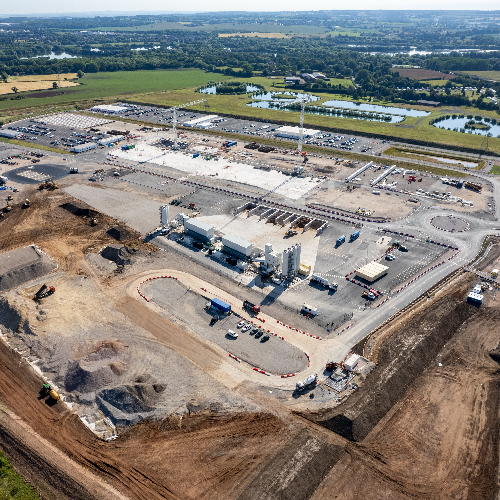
321,99,430,117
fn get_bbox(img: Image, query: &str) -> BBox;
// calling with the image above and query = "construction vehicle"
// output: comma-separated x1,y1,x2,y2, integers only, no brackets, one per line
41,383,60,402
22,199,30,208
6,194,13,201
350,231,360,241
4,205,12,212
39,180,58,190
362,290,376,300
336,235,346,246
465,181,482,193
69,167,79,174
296,374,318,392
90,217,98,226
243,300,260,314
34,284,55,300
326,361,340,371
285,229,298,237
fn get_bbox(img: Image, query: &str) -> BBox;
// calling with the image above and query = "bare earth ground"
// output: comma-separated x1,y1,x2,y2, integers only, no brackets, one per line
0,150,500,498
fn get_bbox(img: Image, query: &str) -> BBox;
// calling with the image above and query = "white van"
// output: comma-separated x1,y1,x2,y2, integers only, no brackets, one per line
227,330,238,338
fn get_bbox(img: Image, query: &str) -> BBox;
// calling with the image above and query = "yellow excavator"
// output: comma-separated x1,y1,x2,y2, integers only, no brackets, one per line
41,383,60,402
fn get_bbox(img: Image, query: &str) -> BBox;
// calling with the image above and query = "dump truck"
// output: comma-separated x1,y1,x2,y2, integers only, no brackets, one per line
465,181,482,193
296,374,318,391
243,300,260,314
34,284,55,300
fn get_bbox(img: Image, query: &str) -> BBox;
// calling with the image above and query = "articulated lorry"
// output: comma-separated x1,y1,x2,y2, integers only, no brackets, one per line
243,300,260,313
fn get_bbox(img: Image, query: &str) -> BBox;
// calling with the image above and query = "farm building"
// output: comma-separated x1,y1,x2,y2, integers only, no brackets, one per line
355,261,389,282
274,126,321,140
183,115,219,128
70,142,98,153
0,129,22,138
90,104,130,114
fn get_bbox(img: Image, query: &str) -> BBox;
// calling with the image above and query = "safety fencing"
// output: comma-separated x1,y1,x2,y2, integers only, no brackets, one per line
394,249,460,293
275,320,322,340
137,274,179,302
307,204,389,223
426,239,459,250
104,159,363,227
337,323,354,335
430,216,470,233
380,228,415,238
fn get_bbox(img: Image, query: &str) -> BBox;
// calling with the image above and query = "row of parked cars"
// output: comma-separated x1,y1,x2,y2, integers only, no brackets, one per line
227,321,270,342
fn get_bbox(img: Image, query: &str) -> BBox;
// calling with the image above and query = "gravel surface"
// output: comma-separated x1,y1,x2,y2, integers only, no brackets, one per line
0,245,57,292
143,278,308,375
63,184,161,235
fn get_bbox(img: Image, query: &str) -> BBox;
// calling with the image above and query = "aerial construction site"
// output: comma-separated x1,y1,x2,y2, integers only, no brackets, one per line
1,106,500,500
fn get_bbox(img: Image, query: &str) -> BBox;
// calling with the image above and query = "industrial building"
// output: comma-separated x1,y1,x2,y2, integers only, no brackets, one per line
282,244,301,279
184,218,214,242
0,129,22,139
183,115,219,128
99,135,124,146
355,261,389,282
274,126,321,140
222,234,253,260
70,142,98,153
90,104,130,114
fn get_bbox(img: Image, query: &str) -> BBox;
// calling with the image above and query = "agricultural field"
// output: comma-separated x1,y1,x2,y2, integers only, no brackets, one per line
390,68,456,80
0,69,231,112
461,71,500,82
0,73,80,96
219,33,290,38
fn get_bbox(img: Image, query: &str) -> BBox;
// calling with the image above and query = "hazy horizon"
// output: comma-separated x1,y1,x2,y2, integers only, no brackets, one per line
2,5,500,16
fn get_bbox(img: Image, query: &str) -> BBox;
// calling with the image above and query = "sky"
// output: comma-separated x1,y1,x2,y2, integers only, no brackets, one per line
3,2,500,15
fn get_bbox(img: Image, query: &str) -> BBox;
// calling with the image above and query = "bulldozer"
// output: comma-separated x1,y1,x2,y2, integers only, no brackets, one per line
41,383,60,402
22,199,30,208
90,217,98,226
33,284,55,300
39,180,58,190
285,229,298,238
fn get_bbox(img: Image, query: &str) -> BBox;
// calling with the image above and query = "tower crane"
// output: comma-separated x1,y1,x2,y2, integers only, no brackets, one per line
171,98,207,150
294,94,309,175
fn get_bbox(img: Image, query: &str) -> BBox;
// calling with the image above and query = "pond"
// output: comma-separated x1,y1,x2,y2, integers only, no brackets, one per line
433,116,500,137
321,99,430,117
20,52,80,60
246,101,405,123
249,91,320,102
199,84,261,94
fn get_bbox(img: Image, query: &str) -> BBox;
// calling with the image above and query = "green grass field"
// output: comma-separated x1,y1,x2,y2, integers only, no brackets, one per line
0,451,40,499
491,165,500,175
460,71,500,82
0,69,231,112
124,76,500,153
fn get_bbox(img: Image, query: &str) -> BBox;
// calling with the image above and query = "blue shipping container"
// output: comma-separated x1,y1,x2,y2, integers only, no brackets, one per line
350,231,360,240
211,298,231,313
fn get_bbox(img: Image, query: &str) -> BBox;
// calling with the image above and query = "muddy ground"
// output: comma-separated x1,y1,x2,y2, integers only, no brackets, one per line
1,172,500,499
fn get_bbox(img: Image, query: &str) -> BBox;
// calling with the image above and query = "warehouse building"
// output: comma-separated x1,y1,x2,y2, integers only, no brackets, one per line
0,129,22,139
222,234,253,260
274,126,321,140
70,142,98,153
355,261,389,282
90,104,130,114
183,115,219,128
99,135,124,146
184,218,214,242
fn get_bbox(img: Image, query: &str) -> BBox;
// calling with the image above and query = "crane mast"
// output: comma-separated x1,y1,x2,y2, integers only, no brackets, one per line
294,94,308,175
171,98,207,150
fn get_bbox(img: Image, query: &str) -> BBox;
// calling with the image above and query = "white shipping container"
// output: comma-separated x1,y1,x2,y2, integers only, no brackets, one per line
222,234,253,257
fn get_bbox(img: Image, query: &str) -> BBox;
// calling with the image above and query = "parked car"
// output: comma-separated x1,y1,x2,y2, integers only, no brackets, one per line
251,328,259,334
242,324,252,332
255,330,263,339
227,329,238,338
261,335,270,342
237,320,246,328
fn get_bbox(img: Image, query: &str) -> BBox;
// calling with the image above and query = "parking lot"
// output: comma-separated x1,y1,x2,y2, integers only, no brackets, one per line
142,277,309,374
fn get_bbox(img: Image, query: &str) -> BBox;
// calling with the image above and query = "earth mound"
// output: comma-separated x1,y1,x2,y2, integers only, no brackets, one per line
65,340,128,393
96,374,168,426
106,225,138,242
0,246,57,292
101,245,138,267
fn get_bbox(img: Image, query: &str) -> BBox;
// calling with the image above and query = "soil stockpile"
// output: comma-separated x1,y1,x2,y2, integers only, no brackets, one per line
101,245,147,268
304,279,480,441
0,245,57,292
